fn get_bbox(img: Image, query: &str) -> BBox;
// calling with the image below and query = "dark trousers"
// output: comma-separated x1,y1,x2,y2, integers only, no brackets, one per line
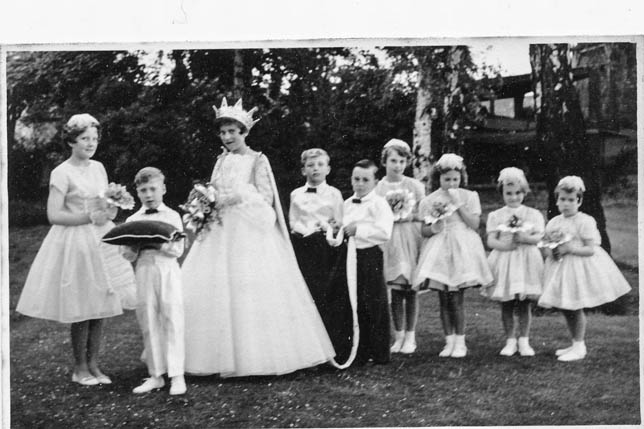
354,246,391,365
293,233,353,364
291,232,334,307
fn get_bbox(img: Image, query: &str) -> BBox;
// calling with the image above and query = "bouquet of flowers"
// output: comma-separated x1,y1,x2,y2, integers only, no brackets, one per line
385,189,416,221
496,214,533,233
101,183,135,210
180,182,221,238
424,200,458,225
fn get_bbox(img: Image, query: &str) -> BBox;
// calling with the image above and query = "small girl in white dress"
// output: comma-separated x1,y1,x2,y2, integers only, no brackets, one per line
413,153,493,358
16,114,136,386
538,176,631,361
482,167,545,357
374,139,425,354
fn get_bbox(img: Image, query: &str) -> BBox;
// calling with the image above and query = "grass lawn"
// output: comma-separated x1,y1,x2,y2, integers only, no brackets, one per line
8,197,640,428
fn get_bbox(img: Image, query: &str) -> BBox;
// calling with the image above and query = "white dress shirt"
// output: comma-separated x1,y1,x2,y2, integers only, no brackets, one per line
343,190,394,249
289,181,344,236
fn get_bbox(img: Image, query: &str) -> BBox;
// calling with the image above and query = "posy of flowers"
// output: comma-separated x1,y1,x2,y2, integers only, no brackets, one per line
180,182,221,238
101,183,135,210
385,189,416,221
424,200,459,225
537,229,572,261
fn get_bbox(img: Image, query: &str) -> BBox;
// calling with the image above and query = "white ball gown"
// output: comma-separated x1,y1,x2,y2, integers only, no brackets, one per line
182,151,335,377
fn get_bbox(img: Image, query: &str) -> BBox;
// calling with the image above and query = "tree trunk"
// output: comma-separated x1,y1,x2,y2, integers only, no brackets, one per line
412,62,433,189
529,43,610,253
442,46,467,155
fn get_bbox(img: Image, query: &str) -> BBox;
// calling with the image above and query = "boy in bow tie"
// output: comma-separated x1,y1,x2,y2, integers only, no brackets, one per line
339,159,394,365
121,167,186,395
288,149,344,345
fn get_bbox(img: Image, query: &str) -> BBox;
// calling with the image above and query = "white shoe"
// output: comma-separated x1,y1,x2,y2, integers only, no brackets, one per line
400,331,417,354
518,337,535,357
439,335,455,357
451,335,467,358
133,377,165,394
500,338,518,356
557,342,586,362
390,331,404,353
170,376,187,396
555,345,574,356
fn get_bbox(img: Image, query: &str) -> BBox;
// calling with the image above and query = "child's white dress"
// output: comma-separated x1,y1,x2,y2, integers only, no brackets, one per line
374,176,424,289
482,205,545,301
538,212,631,310
16,160,136,323
181,151,335,377
413,188,493,291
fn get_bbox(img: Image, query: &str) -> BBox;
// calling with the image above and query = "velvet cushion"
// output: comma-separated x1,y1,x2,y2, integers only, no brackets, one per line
102,220,184,246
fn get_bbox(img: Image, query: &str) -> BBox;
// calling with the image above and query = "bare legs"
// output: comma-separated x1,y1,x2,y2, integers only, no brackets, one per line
439,290,465,335
438,290,467,358
71,318,108,379
501,299,532,339
390,285,419,354
499,299,534,356
391,290,419,332
562,309,586,341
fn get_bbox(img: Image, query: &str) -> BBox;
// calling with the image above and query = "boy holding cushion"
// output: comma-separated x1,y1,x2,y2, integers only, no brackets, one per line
121,167,187,395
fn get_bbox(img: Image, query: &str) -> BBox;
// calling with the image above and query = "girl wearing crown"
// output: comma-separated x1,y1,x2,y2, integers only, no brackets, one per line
537,176,631,361
181,98,335,377
482,167,545,357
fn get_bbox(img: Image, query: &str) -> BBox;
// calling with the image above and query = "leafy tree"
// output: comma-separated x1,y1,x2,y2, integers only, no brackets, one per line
529,43,610,252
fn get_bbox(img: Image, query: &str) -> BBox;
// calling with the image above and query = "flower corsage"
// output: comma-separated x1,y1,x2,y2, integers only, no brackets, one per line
496,214,533,234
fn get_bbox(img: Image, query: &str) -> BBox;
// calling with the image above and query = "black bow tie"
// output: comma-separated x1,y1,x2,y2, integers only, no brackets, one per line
144,208,159,214
305,187,317,193
351,198,362,204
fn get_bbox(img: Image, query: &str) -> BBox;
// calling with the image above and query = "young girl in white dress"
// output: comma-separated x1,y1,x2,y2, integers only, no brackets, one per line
413,153,493,358
374,139,425,354
538,176,631,361
181,99,335,377
482,167,545,357
16,114,136,386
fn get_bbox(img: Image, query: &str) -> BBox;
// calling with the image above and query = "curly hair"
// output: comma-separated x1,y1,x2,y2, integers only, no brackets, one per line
62,113,100,148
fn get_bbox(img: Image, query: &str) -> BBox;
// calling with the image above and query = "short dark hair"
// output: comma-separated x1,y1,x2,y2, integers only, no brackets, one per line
215,118,248,134
353,159,378,178
380,145,412,166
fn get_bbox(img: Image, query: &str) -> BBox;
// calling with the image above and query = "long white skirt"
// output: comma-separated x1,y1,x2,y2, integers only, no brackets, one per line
182,198,335,377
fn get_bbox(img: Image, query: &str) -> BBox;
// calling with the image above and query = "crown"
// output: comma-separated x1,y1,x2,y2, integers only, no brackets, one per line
213,97,260,131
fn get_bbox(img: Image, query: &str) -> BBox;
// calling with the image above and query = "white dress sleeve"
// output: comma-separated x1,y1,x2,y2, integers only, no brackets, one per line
253,154,274,207
49,165,69,195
